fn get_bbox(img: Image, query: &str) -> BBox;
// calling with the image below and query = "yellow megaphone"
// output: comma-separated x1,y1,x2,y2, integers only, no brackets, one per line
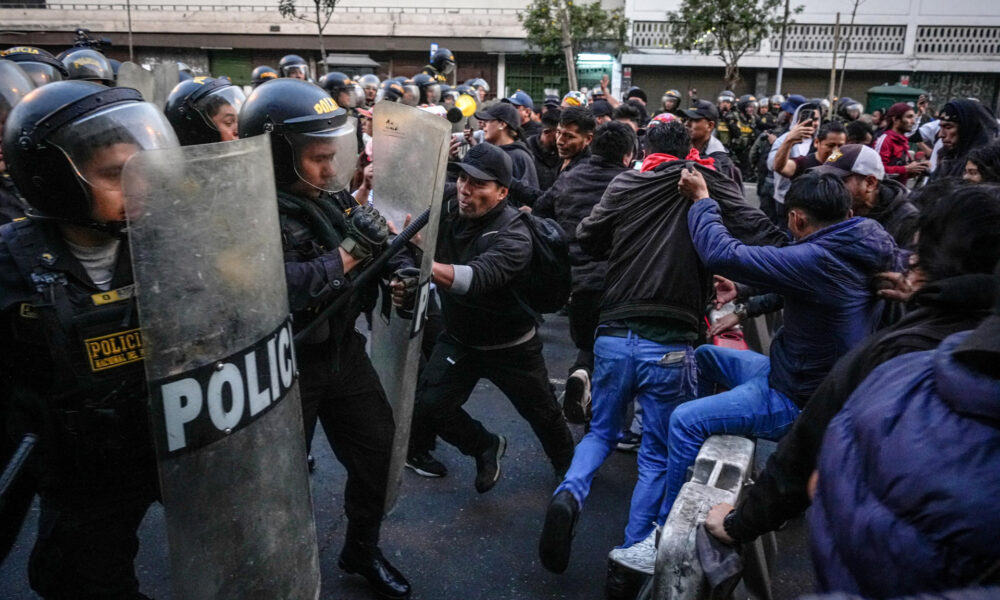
456,93,478,118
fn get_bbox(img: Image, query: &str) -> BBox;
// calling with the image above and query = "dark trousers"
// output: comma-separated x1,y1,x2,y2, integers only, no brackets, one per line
567,289,602,376
299,331,396,546
29,486,156,599
409,333,574,471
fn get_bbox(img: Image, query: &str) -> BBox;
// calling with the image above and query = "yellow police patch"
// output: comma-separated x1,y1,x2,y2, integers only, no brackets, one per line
73,57,101,69
85,328,145,372
313,97,339,115
19,303,39,319
193,76,210,85
2,47,39,56
91,284,136,306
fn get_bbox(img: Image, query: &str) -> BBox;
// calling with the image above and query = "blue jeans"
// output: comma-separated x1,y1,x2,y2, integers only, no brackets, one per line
659,345,801,520
555,331,695,547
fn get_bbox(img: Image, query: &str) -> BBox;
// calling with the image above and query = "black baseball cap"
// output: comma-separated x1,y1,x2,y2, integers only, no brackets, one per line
474,102,521,132
448,143,513,187
682,99,719,122
591,99,613,118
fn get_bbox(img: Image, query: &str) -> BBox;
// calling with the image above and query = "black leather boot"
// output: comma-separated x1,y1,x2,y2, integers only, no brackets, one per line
339,540,411,599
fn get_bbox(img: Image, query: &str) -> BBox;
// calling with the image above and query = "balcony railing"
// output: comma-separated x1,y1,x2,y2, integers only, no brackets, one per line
770,24,906,54
915,26,1000,56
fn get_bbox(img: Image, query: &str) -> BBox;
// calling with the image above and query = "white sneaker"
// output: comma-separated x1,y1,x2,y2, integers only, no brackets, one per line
608,527,659,575
563,368,591,424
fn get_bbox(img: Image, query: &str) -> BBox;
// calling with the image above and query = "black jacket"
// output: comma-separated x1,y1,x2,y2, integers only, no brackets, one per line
534,155,628,293
526,134,561,192
499,140,539,189
0,174,27,226
726,273,998,543
869,178,919,249
577,160,785,330
508,147,591,207
522,120,542,140
435,186,536,347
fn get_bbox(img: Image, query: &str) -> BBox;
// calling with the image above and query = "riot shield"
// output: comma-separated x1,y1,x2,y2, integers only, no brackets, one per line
371,101,450,512
124,136,320,600
151,60,179,109
116,61,154,102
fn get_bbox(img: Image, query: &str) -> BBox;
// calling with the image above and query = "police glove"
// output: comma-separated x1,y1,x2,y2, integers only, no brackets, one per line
340,205,389,263
390,267,421,319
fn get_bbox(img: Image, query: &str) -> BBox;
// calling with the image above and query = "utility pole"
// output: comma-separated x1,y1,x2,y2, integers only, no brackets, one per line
775,0,790,95
560,0,578,91
828,12,841,106
838,0,863,99
126,0,134,62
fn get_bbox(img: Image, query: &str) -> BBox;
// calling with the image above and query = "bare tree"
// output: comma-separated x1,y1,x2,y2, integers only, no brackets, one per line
278,0,339,76
837,0,864,99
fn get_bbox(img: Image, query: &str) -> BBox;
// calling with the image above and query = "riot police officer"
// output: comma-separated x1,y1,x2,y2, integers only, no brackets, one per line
715,90,736,147
732,94,759,179
412,73,443,106
164,76,246,145
660,88,682,117
279,53,310,80
321,71,365,110
0,79,179,598
375,78,406,103
239,78,412,600
420,47,455,83
250,65,278,88
0,46,68,87
358,73,380,107
59,47,115,86
0,60,34,225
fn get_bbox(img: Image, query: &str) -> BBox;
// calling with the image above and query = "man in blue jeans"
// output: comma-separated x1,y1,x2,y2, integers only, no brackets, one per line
654,169,899,570
537,121,785,576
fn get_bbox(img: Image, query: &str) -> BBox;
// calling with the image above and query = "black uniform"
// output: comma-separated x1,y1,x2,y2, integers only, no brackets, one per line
0,219,158,599
277,188,402,547
0,173,28,225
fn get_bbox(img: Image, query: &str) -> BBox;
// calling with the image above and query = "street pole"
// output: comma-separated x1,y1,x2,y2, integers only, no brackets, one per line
560,0,578,91
838,0,862,99
829,12,840,106
126,0,134,62
775,0,789,95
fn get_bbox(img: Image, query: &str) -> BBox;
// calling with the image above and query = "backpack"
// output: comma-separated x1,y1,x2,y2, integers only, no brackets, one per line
491,208,572,322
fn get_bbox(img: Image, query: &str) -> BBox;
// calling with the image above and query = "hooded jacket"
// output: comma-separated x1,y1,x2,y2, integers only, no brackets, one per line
498,140,539,189
873,128,913,183
688,204,899,405
534,154,629,292
809,330,1000,596
725,273,998,543
933,99,1000,180
577,160,785,332
526,133,561,191
869,177,919,248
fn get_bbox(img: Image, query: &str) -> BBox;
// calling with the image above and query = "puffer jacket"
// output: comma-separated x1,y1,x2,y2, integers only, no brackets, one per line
688,204,899,405
810,330,1000,596
534,154,628,292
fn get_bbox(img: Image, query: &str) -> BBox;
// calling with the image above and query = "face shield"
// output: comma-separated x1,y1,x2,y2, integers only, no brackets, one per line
440,60,456,76
847,103,863,120
49,102,180,193
662,95,678,110
193,85,246,138
282,64,309,80
338,83,364,109
401,83,420,107
424,83,442,105
442,90,459,108
287,119,358,193
18,61,65,87
0,61,35,120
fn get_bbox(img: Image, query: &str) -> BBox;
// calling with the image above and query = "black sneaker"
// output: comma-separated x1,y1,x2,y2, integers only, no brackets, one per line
405,452,448,478
474,434,506,493
563,369,591,424
539,490,579,573
616,431,641,452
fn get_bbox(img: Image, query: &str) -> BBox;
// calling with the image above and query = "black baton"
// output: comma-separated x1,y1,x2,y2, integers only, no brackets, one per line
0,433,37,508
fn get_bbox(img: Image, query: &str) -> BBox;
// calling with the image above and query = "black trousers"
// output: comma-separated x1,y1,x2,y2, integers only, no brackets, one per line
28,483,156,600
567,289,603,377
409,333,574,471
299,330,396,546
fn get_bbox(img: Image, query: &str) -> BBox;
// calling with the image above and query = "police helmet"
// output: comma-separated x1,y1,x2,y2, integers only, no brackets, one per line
358,73,380,91
770,94,785,107
239,78,357,193
625,86,647,104
398,78,420,107
321,71,364,109
737,94,758,114
661,89,681,110
717,90,736,105
837,97,863,121
3,80,178,231
164,76,246,145
375,79,405,103
561,90,587,108
0,60,35,126
412,73,442,105
251,65,278,88
431,48,456,76
279,54,309,80
466,78,490,100
0,46,68,87
60,48,114,86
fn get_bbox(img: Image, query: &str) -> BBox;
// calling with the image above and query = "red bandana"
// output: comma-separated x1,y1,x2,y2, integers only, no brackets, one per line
640,149,715,173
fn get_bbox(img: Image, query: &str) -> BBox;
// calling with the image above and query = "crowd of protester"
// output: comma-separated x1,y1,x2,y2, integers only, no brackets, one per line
1,39,999,600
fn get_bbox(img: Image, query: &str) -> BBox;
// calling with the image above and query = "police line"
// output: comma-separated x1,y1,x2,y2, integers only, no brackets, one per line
149,317,298,455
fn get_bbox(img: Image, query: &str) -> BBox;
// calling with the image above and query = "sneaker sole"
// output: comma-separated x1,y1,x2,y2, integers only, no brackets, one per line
563,377,586,424
539,499,575,573
404,462,446,478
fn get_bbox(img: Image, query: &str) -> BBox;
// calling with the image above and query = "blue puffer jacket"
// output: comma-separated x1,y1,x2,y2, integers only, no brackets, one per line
809,331,1000,596
688,200,899,405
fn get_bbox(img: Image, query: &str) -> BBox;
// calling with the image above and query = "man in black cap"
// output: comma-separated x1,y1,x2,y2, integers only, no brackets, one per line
401,144,575,491
473,102,539,190
683,99,741,185
591,100,613,125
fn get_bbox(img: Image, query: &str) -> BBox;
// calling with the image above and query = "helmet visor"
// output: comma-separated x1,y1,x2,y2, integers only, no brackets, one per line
288,120,358,193
440,61,455,76
0,61,35,117
337,83,364,109
401,83,420,106
193,85,246,137
282,64,309,79
424,83,442,105
49,102,180,192
18,61,64,87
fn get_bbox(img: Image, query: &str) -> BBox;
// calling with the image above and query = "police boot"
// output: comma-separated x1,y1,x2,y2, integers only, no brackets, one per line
339,539,411,599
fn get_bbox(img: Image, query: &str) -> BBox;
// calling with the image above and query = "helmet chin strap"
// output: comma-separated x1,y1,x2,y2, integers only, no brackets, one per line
25,209,128,239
